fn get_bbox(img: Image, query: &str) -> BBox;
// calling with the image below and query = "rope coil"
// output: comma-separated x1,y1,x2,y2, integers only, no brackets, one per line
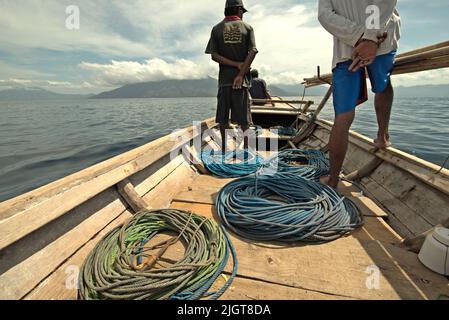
78,209,237,300
216,173,363,243
261,149,330,180
201,149,263,178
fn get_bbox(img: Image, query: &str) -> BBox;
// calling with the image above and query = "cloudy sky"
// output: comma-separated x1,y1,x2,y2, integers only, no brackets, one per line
0,0,448,94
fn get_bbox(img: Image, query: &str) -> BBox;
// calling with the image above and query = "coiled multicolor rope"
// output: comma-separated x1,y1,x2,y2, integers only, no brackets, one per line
216,173,363,243
261,149,330,180
201,149,263,178
78,209,237,300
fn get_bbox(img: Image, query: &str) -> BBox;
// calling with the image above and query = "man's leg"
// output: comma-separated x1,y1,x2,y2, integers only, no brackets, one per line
374,81,394,149
219,123,230,153
241,124,249,150
321,110,355,188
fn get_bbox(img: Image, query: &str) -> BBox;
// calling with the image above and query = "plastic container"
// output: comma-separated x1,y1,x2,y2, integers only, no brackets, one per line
418,227,449,276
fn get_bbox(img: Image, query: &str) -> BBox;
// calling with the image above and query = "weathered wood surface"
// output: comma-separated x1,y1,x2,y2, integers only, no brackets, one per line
168,202,449,300
316,119,449,197
25,212,133,300
117,179,150,213
312,122,449,239
0,119,216,251
0,161,195,300
0,192,130,300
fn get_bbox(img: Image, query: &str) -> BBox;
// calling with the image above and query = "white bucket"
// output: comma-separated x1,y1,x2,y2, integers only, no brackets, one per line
418,227,449,276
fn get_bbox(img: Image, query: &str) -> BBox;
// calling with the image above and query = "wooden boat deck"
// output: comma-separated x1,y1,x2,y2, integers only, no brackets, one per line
2,119,448,301
169,173,449,300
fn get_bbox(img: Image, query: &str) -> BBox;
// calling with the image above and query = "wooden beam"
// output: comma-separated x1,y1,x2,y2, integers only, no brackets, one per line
117,179,150,213
402,218,449,254
396,40,449,58
251,99,312,105
291,86,332,145
345,158,384,181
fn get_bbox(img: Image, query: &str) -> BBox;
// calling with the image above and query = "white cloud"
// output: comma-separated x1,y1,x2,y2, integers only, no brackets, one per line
79,58,217,86
0,0,448,93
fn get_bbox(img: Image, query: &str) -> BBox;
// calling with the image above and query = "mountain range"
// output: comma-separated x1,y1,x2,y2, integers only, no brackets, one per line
0,87,89,101
1,80,448,101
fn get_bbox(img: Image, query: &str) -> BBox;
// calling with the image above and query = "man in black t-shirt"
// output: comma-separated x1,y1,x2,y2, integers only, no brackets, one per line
205,0,258,151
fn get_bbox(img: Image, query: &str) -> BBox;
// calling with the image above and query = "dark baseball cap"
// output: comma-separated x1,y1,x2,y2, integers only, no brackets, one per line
225,0,248,13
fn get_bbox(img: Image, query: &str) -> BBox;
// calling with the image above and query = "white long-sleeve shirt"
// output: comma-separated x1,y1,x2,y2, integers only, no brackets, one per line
318,0,401,69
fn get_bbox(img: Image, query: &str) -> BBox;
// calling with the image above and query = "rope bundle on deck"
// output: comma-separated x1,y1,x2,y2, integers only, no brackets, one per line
201,149,263,178
262,149,330,180
78,209,237,300
216,173,363,242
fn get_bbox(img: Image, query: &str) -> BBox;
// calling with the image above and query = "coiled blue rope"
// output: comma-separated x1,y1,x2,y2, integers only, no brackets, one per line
201,149,263,178
216,173,363,243
261,149,330,181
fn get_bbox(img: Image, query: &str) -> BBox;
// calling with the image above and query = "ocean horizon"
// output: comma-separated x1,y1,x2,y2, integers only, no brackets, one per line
0,96,448,203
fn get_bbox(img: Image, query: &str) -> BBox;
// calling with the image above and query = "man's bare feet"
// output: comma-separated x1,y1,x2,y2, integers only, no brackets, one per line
319,176,339,189
373,137,392,149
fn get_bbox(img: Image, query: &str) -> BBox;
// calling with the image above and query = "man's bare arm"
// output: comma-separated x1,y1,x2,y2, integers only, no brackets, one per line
211,53,243,70
233,49,258,89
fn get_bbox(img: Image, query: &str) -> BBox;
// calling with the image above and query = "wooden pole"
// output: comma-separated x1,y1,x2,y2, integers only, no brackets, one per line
292,86,332,145
303,41,449,87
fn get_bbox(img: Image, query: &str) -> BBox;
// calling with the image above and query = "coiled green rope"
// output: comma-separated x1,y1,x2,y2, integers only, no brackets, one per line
78,209,237,300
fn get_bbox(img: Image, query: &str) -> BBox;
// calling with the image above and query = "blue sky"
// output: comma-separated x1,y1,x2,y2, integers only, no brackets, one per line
0,0,448,93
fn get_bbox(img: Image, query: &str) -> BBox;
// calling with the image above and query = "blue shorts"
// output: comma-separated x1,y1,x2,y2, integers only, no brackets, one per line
333,51,396,115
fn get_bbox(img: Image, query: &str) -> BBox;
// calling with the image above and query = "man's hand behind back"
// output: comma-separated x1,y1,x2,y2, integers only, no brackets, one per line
349,33,389,72
233,75,244,90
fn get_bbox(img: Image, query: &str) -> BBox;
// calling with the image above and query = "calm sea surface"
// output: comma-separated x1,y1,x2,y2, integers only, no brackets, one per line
0,96,448,202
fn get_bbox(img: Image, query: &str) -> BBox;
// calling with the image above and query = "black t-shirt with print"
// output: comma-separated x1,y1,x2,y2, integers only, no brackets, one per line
205,19,257,87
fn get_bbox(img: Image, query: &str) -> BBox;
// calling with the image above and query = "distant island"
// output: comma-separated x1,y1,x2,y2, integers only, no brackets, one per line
90,78,309,99
1,80,448,101
0,87,90,101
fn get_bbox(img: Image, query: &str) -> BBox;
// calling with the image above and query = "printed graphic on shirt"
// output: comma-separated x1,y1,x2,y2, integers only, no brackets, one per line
223,25,242,44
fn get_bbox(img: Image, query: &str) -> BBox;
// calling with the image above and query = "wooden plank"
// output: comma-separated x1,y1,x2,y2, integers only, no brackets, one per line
24,212,133,300
142,163,196,209
0,196,129,300
369,162,449,227
170,202,218,221
316,119,449,197
361,177,433,237
132,155,185,197
189,175,235,191
174,190,217,205
170,202,448,300
217,276,350,300
0,119,215,251
223,235,449,300
348,195,389,219
117,179,150,213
